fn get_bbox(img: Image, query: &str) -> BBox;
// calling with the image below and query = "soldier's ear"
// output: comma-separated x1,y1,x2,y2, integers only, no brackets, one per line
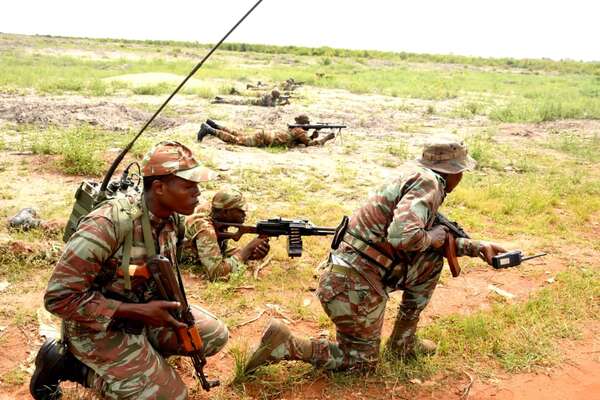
152,178,167,196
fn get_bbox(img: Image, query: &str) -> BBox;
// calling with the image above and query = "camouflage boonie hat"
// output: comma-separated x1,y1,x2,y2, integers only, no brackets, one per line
416,135,476,174
142,141,215,182
294,114,310,125
212,189,248,211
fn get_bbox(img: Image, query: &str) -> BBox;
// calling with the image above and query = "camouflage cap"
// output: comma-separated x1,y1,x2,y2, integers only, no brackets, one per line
142,141,216,182
415,135,476,174
294,114,310,125
211,189,248,211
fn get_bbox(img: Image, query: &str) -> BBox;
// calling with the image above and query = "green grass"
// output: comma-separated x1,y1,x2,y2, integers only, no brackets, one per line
231,268,598,395
3,36,600,121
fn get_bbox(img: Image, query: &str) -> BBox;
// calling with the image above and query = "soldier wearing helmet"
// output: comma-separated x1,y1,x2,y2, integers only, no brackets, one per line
185,189,270,281
244,135,507,374
196,115,335,148
31,141,228,400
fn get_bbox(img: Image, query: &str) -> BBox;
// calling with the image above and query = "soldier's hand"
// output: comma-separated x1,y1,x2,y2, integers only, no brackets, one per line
479,242,507,265
428,225,449,249
250,236,270,260
240,236,270,262
137,301,187,328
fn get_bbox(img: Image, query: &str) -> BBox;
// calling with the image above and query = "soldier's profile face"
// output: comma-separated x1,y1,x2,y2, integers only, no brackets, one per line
445,172,463,193
216,208,246,224
156,175,200,216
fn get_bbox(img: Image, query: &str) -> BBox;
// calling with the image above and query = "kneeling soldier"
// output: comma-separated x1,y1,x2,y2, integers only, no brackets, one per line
31,141,229,400
245,135,507,373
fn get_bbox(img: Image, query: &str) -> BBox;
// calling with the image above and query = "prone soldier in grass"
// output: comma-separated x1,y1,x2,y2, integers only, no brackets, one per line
211,89,290,107
30,141,229,400
197,114,335,148
184,189,270,281
245,135,507,373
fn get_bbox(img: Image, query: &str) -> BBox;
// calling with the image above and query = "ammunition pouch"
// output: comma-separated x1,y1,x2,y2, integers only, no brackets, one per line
336,226,410,289
341,232,397,271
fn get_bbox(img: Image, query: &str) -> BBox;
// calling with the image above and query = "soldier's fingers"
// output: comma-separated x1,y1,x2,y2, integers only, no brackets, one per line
162,301,181,310
167,316,187,329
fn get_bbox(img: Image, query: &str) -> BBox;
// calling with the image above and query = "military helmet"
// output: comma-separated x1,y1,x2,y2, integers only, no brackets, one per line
271,89,280,98
211,189,248,211
294,114,310,125
142,141,215,182
415,135,476,174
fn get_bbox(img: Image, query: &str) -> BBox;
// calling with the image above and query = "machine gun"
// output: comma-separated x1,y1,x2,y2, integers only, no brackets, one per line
147,255,219,392
213,217,336,257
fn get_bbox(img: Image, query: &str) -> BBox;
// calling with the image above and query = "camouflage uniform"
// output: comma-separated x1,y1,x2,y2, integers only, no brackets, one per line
43,142,227,399
310,162,483,369
211,90,288,107
246,136,486,372
184,196,246,281
211,126,312,148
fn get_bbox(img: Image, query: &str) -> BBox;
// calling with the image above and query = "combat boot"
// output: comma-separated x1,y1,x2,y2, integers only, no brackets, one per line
244,319,313,374
205,119,224,130
197,123,217,142
30,338,90,400
385,317,437,359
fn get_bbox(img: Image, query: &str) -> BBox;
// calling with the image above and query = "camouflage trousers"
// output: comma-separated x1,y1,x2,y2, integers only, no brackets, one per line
310,251,443,370
67,305,228,400
213,128,274,147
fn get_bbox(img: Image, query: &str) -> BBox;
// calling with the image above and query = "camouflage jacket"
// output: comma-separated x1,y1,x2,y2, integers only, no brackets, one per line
271,127,311,147
44,195,182,333
184,204,245,281
333,162,483,286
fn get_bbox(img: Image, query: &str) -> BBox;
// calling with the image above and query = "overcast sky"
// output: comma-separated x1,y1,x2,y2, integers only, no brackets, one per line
2,0,598,61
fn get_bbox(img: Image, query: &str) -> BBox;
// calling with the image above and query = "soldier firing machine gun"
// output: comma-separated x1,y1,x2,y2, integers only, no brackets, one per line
213,217,336,257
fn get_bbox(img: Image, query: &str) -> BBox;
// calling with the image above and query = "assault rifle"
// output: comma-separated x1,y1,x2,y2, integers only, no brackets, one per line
434,213,547,276
433,212,469,278
147,255,219,392
213,217,336,257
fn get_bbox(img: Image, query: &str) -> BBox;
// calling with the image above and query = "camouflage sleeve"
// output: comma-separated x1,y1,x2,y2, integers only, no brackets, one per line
187,216,245,281
290,128,310,146
44,205,122,332
456,238,484,257
387,174,443,252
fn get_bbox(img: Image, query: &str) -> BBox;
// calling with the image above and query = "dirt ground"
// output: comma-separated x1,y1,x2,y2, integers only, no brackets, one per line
1,71,599,399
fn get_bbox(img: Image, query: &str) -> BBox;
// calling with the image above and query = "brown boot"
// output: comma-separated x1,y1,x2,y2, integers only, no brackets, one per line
244,319,313,373
385,317,437,359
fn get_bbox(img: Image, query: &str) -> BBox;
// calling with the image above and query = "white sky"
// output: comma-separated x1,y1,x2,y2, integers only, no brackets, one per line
2,0,599,61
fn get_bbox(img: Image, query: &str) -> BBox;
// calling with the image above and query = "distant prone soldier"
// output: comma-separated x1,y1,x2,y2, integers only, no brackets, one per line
196,115,336,148
282,78,304,91
211,89,290,107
